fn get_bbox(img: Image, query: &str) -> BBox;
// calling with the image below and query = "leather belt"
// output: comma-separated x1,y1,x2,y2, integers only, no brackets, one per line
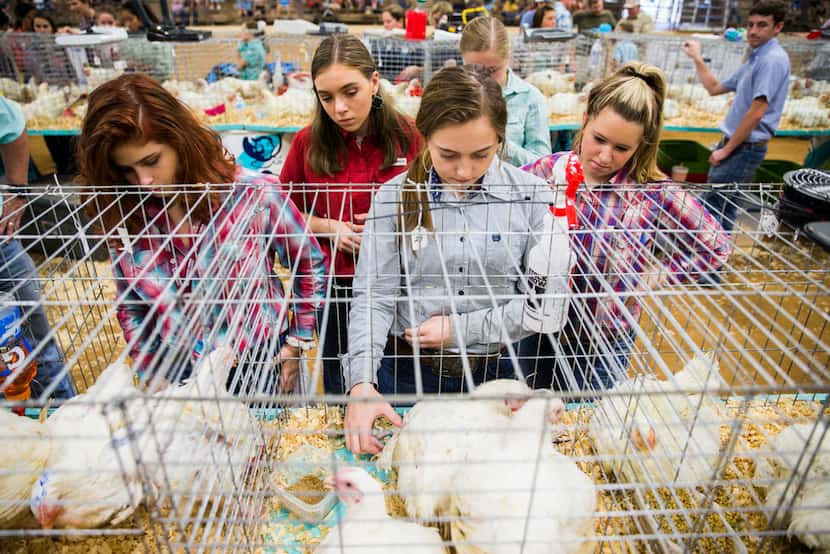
390,336,504,379
723,135,768,148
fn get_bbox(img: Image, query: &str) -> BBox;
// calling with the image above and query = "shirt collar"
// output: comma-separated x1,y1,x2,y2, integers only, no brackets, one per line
503,69,529,97
750,37,778,60
427,158,513,201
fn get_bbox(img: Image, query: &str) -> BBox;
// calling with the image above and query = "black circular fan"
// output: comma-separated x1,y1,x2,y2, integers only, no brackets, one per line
777,169,830,227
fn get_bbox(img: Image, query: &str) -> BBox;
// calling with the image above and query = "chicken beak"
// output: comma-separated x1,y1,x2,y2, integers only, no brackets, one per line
504,396,528,412
323,475,336,491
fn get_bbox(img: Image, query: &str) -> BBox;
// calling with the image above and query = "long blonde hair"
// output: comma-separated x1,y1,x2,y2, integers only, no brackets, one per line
574,62,667,183
400,66,507,235
459,16,510,61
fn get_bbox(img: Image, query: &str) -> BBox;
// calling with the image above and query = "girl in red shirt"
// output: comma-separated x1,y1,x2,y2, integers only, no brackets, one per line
280,34,422,394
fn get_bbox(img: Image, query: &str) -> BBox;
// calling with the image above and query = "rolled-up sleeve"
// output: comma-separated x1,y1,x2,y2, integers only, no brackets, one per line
341,185,401,389
0,97,25,145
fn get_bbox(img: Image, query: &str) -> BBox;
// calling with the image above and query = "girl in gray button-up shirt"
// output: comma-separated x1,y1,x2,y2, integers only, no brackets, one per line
342,65,568,455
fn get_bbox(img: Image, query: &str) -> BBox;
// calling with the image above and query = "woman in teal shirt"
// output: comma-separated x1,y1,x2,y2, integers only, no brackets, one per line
459,16,551,166
237,25,266,81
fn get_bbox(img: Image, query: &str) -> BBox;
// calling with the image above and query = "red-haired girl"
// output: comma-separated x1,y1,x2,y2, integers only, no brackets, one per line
78,74,327,394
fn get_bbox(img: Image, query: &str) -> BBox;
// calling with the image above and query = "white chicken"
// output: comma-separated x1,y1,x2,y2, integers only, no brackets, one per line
21,85,68,120
789,77,830,100
663,98,681,120
261,87,316,122
0,410,51,528
380,78,422,118
84,67,124,91
0,77,39,103
755,422,830,550
448,393,596,554
667,83,732,114
526,70,575,96
316,467,445,553
378,379,546,522
782,96,830,128
138,347,263,515
286,71,314,92
31,360,144,529
547,93,581,116
590,354,725,486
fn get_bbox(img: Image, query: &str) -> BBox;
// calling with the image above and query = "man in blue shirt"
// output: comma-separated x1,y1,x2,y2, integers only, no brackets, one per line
0,97,76,400
682,0,790,232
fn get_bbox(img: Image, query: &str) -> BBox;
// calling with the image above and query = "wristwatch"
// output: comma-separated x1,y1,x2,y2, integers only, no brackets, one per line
285,335,315,351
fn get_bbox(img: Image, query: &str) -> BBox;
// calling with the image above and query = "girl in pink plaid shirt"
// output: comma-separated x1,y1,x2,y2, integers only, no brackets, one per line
77,74,327,393
520,62,732,393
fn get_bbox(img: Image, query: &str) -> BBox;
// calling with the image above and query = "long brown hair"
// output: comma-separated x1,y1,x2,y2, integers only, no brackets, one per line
573,62,666,183
78,73,235,234
309,34,414,177
401,66,507,234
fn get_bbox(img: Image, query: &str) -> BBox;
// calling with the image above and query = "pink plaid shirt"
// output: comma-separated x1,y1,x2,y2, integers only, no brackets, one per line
523,151,733,336
110,168,327,375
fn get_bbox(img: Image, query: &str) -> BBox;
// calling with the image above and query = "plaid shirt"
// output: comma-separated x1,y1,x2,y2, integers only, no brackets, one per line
110,168,327,376
523,151,732,336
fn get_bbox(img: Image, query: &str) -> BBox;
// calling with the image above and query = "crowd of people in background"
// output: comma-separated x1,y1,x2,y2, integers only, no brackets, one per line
0,0,824,34
0,0,161,34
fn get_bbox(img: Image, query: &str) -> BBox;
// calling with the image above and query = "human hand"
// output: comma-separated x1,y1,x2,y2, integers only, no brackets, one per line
277,343,301,394
709,148,729,166
1,194,25,239
404,315,452,349
344,383,403,454
333,219,364,255
682,40,702,61
396,65,423,82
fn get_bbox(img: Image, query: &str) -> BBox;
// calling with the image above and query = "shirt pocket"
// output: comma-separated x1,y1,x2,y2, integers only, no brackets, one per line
506,111,526,143
480,231,524,283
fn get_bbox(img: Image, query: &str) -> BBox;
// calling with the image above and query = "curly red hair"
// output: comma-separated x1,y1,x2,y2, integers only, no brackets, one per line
78,73,236,234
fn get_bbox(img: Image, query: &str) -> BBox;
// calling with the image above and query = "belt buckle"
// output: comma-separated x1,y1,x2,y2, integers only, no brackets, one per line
431,354,468,379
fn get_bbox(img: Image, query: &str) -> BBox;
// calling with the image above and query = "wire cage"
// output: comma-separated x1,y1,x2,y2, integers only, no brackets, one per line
421,38,464,86
0,32,127,131
159,34,320,129
510,34,594,127
363,35,426,83
1,179,829,552
590,32,830,132
0,32,323,133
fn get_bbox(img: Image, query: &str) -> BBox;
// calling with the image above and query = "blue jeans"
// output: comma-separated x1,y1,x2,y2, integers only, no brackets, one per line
315,278,351,395
0,239,76,399
377,345,517,400
516,328,635,394
704,141,768,232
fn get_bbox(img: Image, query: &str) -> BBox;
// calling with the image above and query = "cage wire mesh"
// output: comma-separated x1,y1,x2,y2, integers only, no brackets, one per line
602,33,830,132
0,32,127,131
421,39,464,87
0,180,829,553
0,33,322,133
